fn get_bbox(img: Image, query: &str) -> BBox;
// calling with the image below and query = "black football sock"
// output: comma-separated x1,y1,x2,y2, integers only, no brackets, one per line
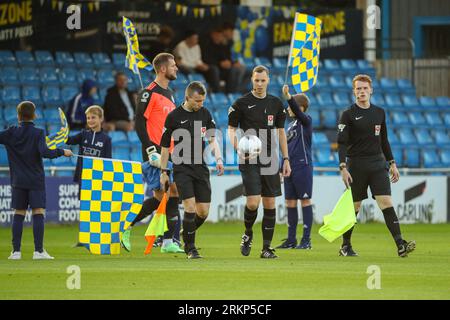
195,215,207,230
287,207,298,242
32,214,45,253
131,197,160,226
164,197,179,240
342,211,359,246
301,205,313,240
262,208,276,250
244,206,258,236
173,211,181,241
12,214,25,252
382,207,404,247
182,212,196,251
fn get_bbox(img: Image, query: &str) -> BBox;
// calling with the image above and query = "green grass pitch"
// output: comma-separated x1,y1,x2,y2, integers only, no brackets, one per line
0,223,449,300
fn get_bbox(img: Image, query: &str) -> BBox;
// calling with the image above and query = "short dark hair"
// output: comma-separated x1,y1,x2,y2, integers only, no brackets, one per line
159,25,174,39
252,65,270,76
184,29,198,39
222,22,234,31
114,71,127,80
152,53,175,73
292,93,310,112
17,101,36,121
185,81,206,97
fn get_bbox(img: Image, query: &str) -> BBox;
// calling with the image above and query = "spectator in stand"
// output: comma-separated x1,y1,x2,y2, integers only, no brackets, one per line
67,79,98,130
103,72,136,132
174,30,221,92
201,27,245,93
148,25,175,61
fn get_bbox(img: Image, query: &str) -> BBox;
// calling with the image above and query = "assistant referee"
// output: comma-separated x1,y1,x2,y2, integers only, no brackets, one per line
337,74,415,258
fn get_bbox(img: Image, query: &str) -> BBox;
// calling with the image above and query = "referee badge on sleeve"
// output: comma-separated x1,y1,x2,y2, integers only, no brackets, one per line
201,127,207,138
338,124,346,132
375,125,381,136
267,115,274,126
228,106,235,116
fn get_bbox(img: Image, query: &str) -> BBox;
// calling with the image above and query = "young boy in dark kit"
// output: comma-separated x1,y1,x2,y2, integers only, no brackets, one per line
0,101,73,260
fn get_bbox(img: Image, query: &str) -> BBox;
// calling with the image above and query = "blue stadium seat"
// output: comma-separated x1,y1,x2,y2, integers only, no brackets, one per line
42,86,62,108
55,51,75,66
385,93,403,108
371,93,385,106
0,146,9,165
210,93,229,106
129,147,142,162
408,112,426,126
433,130,450,147
414,128,433,146
316,92,334,108
436,96,449,109
402,94,420,109
0,66,20,85
227,93,240,104
272,58,286,73
112,53,126,67
323,59,341,71
423,149,441,168
22,86,43,106
109,131,128,147
59,68,78,85
444,114,450,126
419,96,437,109
440,149,450,167
174,91,185,104
308,110,320,127
397,79,415,95
3,106,19,122
329,75,347,90
0,50,17,66
113,146,130,160
425,112,444,127
40,67,59,85
92,53,112,67
356,60,376,76
15,51,36,66
307,93,318,107
405,148,420,167
188,73,204,82
340,59,358,72
380,78,398,94
2,86,21,106
321,110,337,128
344,76,354,90
77,69,96,84
316,147,335,167
97,69,114,88
254,57,272,68
314,76,330,91
19,67,40,85
35,50,55,66
74,52,94,67
398,128,417,145
391,111,410,126
391,147,403,166
128,131,140,144
333,92,351,107
312,132,329,146
387,129,400,146
60,86,79,104
371,78,380,91
45,107,61,122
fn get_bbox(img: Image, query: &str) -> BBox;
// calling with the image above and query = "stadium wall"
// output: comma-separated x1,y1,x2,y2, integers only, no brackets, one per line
0,176,448,227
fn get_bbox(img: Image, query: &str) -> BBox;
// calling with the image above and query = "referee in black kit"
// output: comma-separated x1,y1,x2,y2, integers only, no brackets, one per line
228,65,291,259
160,81,224,259
337,74,415,258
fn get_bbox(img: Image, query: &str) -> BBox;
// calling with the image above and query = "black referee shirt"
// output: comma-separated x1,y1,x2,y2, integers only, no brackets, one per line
337,103,394,163
161,105,216,168
228,92,286,157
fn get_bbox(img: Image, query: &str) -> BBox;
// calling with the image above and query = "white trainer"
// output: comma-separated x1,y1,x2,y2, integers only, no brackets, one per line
8,251,22,260
32,250,54,260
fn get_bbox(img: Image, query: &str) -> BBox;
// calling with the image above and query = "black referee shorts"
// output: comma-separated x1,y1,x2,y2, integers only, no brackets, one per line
239,164,281,198
347,155,391,202
173,165,211,203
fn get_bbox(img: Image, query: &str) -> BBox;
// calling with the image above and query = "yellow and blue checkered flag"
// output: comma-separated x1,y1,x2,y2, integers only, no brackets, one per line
78,157,144,255
46,108,69,150
288,13,322,93
122,16,153,74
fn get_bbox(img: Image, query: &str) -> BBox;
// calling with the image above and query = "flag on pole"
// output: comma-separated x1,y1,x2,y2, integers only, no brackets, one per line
122,16,153,74
288,13,322,93
79,157,144,255
144,193,169,255
318,188,357,243
45,108,69,149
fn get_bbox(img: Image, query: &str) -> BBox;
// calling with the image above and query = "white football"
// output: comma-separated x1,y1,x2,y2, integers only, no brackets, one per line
238,135,262,159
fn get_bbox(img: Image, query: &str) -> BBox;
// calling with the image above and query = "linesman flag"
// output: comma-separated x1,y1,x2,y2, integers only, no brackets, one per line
79,157,144,255
288,13,322,93
122,16,153,74
45,108,69,149
318,188,357,243
144,193,169,255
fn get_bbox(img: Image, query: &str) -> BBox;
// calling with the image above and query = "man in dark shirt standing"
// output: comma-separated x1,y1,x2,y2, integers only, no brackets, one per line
160,81,224,259
228,65,291,259
337,74,415,258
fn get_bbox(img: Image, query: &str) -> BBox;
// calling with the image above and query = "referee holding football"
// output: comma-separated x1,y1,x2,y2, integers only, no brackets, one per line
337,74,415,257
228,65,291,259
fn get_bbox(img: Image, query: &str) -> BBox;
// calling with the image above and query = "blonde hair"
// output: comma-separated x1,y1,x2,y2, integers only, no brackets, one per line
85,105,104,118
352,74,372,88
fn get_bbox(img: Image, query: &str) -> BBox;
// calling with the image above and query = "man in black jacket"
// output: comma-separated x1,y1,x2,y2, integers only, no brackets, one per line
103,72,136,132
